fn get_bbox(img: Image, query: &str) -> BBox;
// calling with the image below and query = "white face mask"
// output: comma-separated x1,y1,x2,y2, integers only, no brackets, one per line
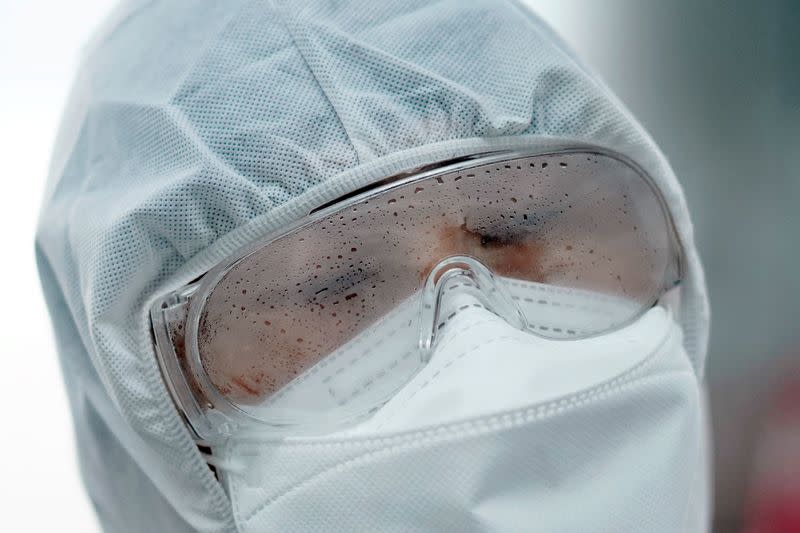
214,301,708,532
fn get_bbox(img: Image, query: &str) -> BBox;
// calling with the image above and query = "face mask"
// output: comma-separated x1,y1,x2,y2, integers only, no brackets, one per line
211,301,707,532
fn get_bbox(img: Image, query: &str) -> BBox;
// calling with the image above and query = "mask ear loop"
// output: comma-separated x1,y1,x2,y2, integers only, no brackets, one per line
419,255,528,360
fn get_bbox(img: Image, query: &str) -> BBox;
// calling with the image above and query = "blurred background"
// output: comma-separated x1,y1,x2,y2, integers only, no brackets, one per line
1,1,797,531
533,1,800,531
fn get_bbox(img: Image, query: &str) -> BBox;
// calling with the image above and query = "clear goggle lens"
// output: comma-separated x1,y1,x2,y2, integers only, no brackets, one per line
151,150,683,439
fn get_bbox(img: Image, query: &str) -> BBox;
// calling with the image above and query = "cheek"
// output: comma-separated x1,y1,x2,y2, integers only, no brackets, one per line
200,309,328,404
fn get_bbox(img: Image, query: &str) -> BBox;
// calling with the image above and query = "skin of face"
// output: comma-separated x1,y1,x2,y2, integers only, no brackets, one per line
196,156,667,406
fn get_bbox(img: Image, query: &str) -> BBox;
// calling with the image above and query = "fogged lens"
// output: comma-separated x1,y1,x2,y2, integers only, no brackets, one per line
192,151,681,415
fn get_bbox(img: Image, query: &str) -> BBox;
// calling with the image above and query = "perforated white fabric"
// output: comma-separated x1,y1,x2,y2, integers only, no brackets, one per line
222,306,705,532
36,1,710,532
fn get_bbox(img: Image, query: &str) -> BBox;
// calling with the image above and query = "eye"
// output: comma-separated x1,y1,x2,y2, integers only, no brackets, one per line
301,264,379,302
459,223,530,249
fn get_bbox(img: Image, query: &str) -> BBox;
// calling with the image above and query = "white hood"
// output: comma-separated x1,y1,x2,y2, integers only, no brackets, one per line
36,1,710,531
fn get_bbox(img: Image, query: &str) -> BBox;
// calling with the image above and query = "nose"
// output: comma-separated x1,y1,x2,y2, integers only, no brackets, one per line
419,255,528,358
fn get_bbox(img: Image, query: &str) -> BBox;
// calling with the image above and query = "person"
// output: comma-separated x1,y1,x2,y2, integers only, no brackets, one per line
36,1,711,531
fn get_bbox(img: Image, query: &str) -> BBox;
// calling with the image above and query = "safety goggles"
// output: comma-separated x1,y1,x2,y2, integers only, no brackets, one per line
150,149,684,441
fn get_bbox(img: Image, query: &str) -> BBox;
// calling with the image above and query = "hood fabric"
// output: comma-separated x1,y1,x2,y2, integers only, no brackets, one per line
36,1,710,531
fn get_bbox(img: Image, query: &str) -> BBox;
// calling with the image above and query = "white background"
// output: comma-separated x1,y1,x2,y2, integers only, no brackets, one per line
2,3,115,531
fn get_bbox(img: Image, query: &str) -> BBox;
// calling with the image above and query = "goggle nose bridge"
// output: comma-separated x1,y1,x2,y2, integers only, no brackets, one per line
419,255,529,359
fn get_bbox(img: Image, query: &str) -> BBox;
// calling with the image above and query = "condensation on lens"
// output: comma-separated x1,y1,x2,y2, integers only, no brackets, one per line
197,152,677,405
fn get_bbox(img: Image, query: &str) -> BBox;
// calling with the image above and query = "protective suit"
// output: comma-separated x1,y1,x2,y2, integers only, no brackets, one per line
36,1,711,532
